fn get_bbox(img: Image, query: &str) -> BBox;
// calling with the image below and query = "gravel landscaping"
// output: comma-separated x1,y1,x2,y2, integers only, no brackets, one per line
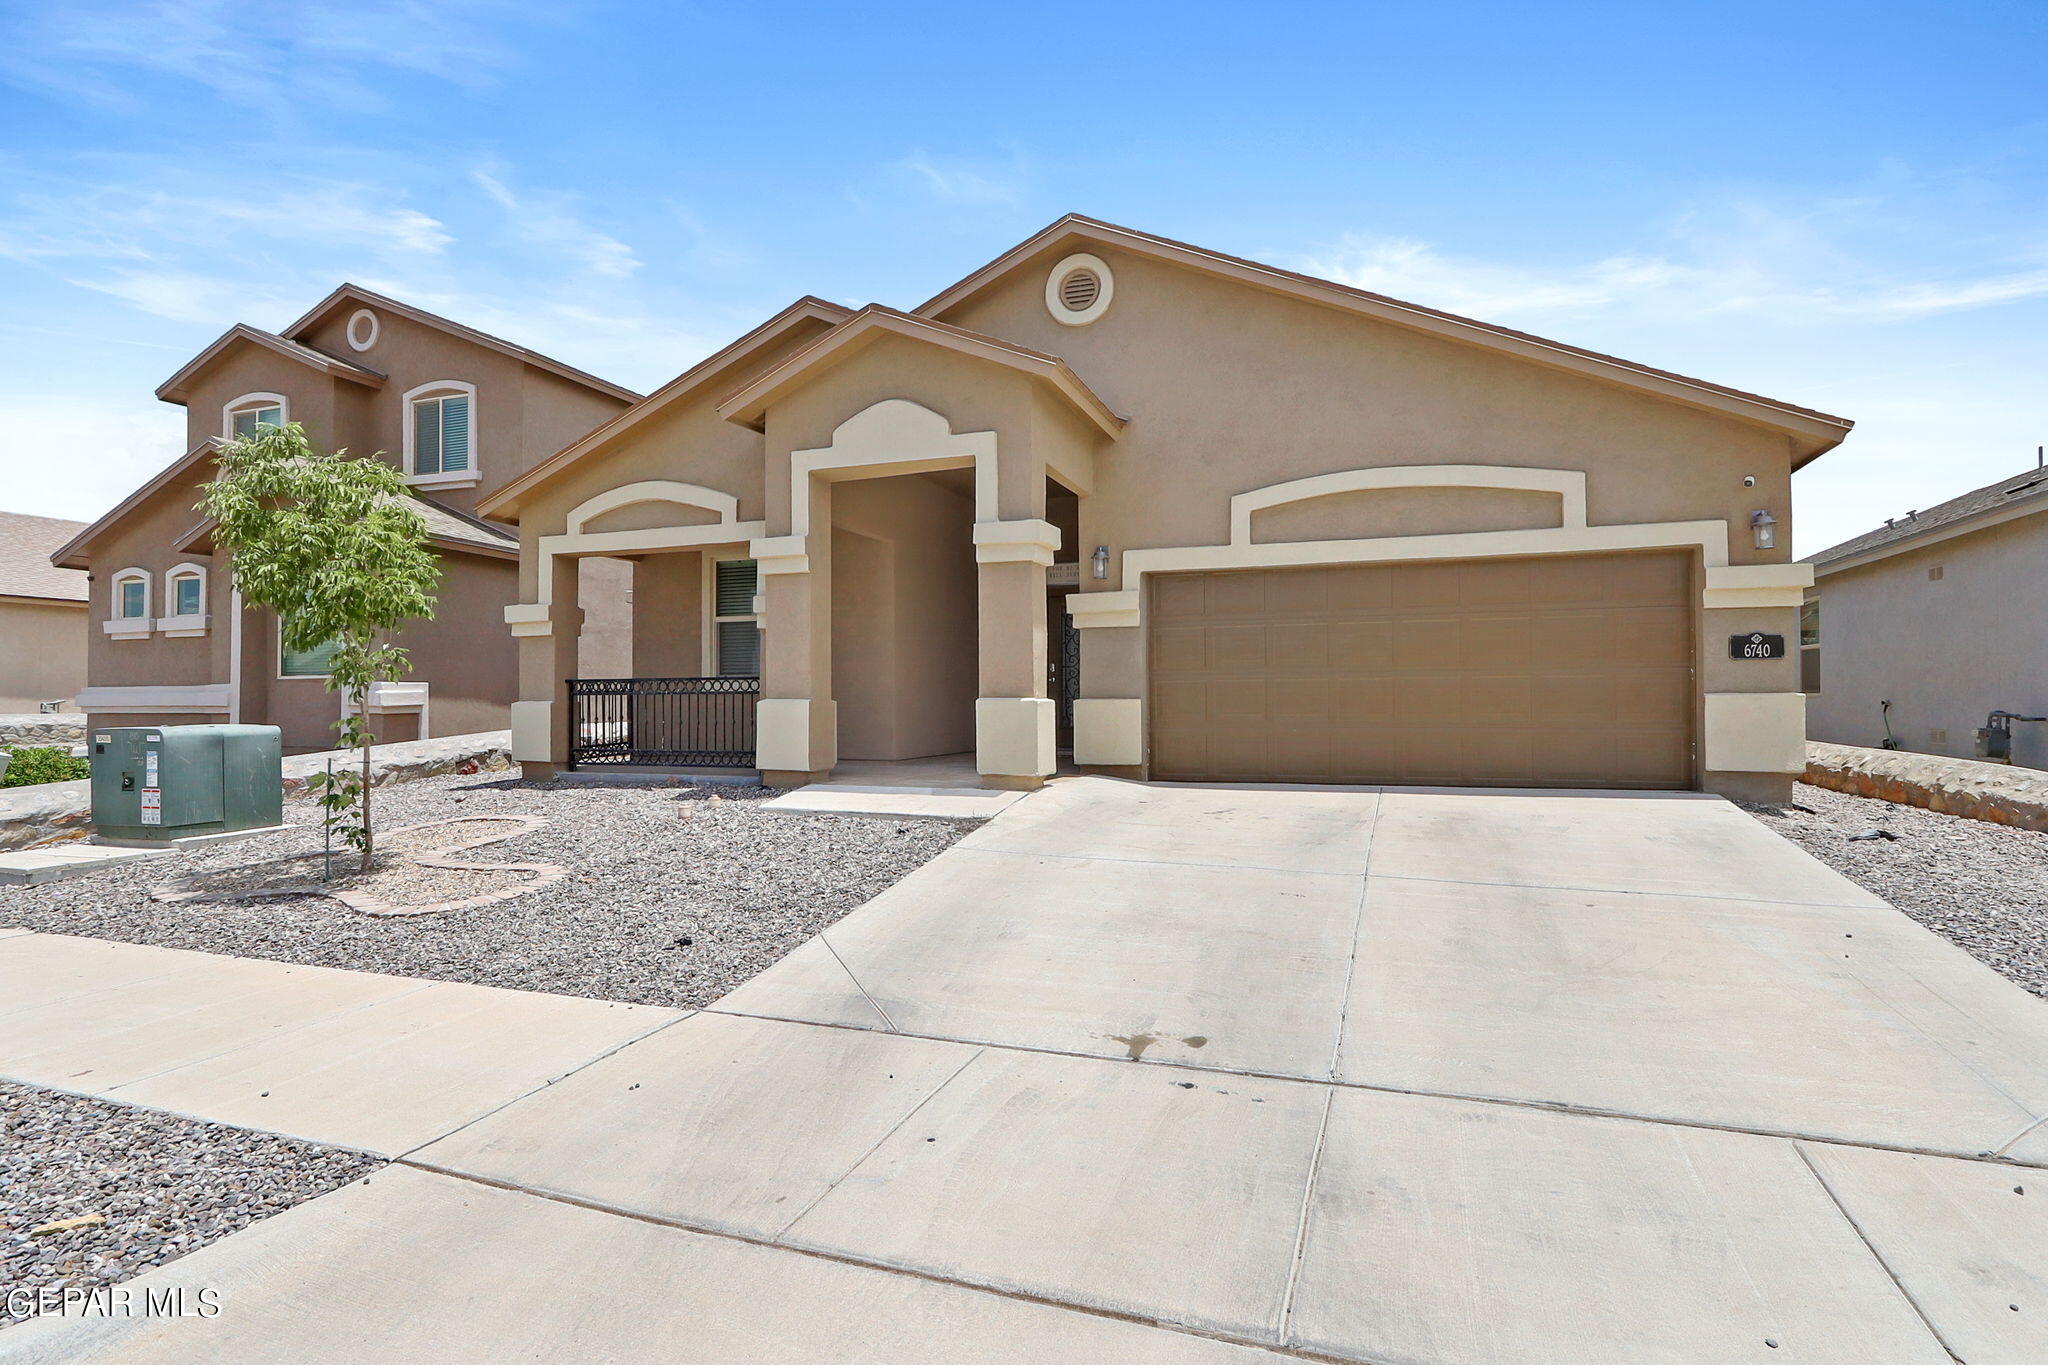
1747,781,2048,998
2,1080,378,1326
0,771,972,1009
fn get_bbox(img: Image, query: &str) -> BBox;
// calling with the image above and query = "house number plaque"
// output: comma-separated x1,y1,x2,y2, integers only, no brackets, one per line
1729,632,1787,660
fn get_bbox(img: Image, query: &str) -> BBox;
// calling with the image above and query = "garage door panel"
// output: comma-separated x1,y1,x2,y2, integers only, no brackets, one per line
1148,553,1694,789
1152,574,1209,621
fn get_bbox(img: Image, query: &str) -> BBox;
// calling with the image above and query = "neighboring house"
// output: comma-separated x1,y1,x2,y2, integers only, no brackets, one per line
0,510,89,712
51,286,639,753
1805,464,2048,769
484,215,1850,802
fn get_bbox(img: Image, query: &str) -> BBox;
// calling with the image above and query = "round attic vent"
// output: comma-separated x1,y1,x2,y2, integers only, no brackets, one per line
1058,267,1102,312
346,308,379,351
1044,252,1113,325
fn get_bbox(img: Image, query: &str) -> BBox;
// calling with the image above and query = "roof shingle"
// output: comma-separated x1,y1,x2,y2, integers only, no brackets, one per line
0,510,90,602
1806,466,2048,569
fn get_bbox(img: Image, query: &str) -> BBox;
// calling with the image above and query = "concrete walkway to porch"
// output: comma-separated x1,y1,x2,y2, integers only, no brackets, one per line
760,751,1040,821
6,779,2048,1362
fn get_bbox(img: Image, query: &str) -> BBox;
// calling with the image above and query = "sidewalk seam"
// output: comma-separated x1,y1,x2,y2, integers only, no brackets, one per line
1792,1142,1966,1363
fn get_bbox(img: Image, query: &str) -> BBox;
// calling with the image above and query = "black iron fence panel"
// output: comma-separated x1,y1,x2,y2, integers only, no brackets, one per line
567,677,759,768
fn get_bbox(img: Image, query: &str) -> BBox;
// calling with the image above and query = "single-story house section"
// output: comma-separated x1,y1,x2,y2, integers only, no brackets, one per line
0,509,89,712
1805,461,2048,769
483,215,1852,801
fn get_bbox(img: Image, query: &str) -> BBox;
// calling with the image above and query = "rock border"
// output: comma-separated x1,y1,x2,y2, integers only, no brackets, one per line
1804,740,2048,832
150,814,567,918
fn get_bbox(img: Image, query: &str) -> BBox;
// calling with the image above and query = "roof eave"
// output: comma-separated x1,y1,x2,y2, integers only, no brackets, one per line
715,306,1125,440
284,284,643,405
918,214,1852,454
1811,492,2048,578
477,297,854,522
155,325,386,405
50,438,223,569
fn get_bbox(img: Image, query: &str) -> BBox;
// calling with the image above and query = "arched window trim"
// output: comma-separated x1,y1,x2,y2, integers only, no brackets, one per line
402,380,480,489
159,561,210,636
105,567,152,639
222,391,289,441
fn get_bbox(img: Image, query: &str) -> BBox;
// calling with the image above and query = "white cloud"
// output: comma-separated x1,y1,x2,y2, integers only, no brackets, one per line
1297,222,2048,328
892,151,1026,206
0,393,188,523
0,1,530,115
472,170,640,279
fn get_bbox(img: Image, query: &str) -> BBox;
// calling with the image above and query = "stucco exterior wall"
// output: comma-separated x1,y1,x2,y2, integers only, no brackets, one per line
1809,513,2048,769
0,597,87,710
80,469,228,692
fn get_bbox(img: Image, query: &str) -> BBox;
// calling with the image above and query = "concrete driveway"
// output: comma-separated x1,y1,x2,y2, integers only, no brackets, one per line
8,778,2048,1363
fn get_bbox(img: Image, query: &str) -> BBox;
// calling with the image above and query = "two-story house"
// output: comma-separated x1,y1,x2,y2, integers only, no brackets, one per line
51,286,639,752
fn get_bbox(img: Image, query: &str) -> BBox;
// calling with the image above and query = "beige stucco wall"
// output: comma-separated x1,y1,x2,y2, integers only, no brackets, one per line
0,597,87,710
1810,513,2048,769
829,475,977,760
629,552,704,676
81,465,229,692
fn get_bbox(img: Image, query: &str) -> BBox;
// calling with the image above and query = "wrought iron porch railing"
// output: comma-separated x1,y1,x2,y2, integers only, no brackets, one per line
567,676,759,769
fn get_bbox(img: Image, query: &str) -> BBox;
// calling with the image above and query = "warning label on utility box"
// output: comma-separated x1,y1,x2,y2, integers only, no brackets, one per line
140,790,161,825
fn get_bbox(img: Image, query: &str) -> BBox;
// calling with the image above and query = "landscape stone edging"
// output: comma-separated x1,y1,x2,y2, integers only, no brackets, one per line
0,714,86,748
0,731,513,853
1804,740,2048,833
150,813,564,918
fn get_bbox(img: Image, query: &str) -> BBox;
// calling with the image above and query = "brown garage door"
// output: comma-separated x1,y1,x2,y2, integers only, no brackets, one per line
1147,552,1694,788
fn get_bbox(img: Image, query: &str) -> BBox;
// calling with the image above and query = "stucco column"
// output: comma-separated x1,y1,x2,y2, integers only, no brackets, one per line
753,480,835,785
974,518,1059,788
508,553,583,777
1697,563,1813,803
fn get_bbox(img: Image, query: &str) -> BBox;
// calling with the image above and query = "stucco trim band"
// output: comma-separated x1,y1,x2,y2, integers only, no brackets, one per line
1702,692,1807,774
973,519,1062,566
1072,698,1143,766
530,519,764,607
787,399,1001,535
975,697,1056,778
504,603,553,638
564,480,742,535
1228,465,1587,546
1701,563,1814,610
75,684,234,714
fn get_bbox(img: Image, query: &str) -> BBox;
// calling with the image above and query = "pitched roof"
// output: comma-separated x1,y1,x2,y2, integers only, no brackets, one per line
0,510,89,603
917,214,1854,465
1807,465,2048,574
156,325,386,403
50,438,222,570
283,284,642,404
715,304,1125,438
478,296,851,521
410,496,519,559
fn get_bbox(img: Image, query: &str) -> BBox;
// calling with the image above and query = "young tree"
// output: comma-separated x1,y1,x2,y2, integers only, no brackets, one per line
203,422,440,871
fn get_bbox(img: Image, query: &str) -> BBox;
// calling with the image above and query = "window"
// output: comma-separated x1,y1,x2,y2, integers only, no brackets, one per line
118,578,147,618
1799,597,1820,695
404,382,476,483
281,625,343,678
713,559,760,677
105,568,152,638
224,392,288,441
171,573,202,616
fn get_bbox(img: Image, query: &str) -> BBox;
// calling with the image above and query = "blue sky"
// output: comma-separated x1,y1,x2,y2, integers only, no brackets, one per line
1,0,2042,554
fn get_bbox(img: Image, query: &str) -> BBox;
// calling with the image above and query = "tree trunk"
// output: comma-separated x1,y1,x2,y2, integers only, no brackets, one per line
358,680,374,874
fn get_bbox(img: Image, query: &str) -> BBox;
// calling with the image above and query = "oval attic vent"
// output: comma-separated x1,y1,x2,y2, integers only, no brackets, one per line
1059,268,1102,312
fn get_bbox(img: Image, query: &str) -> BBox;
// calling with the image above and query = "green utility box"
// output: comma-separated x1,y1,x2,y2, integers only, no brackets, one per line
90,725,283,844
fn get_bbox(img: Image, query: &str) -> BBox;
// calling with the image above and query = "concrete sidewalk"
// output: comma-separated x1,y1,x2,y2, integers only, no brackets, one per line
7,778,2048,1363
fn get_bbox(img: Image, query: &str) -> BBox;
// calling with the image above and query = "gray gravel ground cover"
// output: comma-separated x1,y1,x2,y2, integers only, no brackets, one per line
2,1080,378,1325
0,771,972,1009
1746,781,2048,998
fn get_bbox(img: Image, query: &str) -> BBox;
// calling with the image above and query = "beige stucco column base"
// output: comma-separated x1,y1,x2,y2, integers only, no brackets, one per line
757,697,836,777
1700,691,1805,804
976,697,1055,782
1072,698,1143,767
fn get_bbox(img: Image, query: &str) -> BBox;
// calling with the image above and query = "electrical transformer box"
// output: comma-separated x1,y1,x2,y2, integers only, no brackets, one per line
90,725,283,844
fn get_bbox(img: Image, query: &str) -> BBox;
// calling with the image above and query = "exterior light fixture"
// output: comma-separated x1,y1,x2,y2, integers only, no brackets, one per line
1090,545,1110,580
1750,510,1778,550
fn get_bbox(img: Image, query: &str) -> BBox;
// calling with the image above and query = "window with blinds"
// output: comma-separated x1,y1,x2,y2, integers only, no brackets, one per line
713,559,760,677
281,633,343,677
232,404,282,439
412,392,471,475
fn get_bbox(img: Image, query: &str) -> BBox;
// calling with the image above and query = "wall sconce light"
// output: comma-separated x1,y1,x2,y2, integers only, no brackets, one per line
1749,509,1778,550
1090,545,1110,580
